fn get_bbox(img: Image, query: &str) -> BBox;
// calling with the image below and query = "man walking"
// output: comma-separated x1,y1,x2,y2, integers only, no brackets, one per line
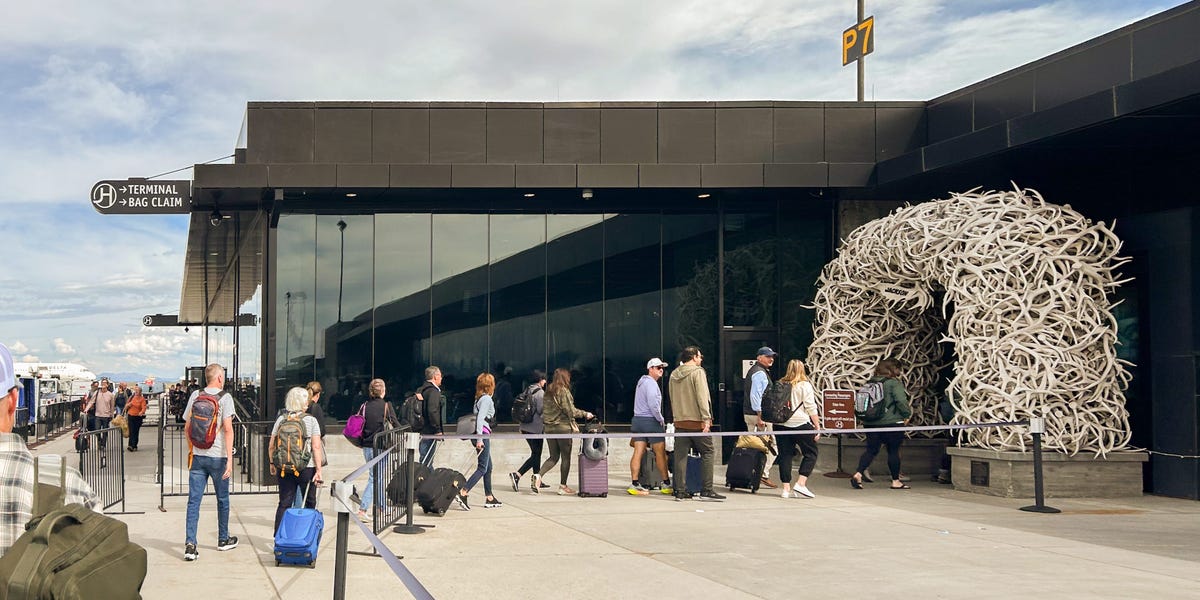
0,343,102,558
668,346,725,502
744,346,779,489
182,364,238,561
85,378,116,452
417,366,444,467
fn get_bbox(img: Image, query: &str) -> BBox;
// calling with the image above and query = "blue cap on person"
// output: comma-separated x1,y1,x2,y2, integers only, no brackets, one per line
756,346,777,357
0,343,15,392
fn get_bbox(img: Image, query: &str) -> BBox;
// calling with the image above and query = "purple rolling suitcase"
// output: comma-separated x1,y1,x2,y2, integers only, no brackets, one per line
577,454,609,497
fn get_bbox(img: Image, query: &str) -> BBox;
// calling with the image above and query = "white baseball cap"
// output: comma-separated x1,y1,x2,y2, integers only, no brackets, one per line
0,343,15,392
646,358,669,369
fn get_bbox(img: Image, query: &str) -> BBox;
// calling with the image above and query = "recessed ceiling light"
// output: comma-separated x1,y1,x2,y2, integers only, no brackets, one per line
221,213,232,219
698,193,711,199
345,193,358,198
524,193,536,198
209,252,219,256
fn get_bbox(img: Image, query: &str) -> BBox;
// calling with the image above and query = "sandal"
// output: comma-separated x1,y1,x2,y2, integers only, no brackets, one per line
889,483,911,490
850,475,863,490
557,486,576,496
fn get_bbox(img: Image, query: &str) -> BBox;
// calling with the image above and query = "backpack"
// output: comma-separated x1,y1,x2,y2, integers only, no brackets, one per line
0,458,148,599
399,391,426,432
271,413,313,476
854,380,887,420
511,385,538,424
186,392,222,449
761,381,796,424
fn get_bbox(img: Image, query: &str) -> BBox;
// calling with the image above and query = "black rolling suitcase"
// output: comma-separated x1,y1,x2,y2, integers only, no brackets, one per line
640,451,665,489
725,447,766,493
387,460,432,508
416,467,466,515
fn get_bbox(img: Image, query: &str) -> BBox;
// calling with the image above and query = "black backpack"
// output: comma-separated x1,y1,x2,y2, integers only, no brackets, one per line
761,381,796,424
399,391,426,432
511,385,539,424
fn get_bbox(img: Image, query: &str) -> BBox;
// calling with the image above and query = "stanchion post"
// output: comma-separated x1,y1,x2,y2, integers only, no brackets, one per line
1020,417,1060,514
332,481,352,600
394,432,427,535
823,434,852,478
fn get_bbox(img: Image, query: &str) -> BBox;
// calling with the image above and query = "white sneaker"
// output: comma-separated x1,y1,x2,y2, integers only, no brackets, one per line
794,485,815,499
780,488,791,499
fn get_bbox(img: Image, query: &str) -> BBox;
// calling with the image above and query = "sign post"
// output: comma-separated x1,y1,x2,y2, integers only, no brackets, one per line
91,179,191,215
842,1,874,101
822,389,856,478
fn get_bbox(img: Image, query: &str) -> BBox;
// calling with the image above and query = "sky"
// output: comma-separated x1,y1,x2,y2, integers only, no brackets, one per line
0,0,1184,380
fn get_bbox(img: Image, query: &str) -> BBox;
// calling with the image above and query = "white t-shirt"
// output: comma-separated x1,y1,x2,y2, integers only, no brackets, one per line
270,413,321,469
782,381,819,428
183,388,236,459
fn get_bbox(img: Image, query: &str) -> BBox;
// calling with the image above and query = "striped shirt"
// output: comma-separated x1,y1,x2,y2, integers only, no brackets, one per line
0,433,103,557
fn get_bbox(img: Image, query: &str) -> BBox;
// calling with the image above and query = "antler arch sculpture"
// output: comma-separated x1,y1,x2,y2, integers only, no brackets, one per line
807,187,1132,456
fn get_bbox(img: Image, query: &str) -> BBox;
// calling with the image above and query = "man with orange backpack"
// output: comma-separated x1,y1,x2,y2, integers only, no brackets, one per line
182,363,238,562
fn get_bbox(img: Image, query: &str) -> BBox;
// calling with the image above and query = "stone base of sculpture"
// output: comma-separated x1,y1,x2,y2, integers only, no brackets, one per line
814,436,949,477
948,447,1148,498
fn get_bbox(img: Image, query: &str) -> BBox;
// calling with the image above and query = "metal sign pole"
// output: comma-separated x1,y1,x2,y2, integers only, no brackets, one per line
857,0,866,101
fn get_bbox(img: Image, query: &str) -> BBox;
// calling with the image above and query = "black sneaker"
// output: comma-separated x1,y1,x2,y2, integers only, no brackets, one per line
217,536,239,551
509,472,520,492
674,491,691,502
183,543,198,561
455,494,471,511
484,496,503,508
698,490,726,501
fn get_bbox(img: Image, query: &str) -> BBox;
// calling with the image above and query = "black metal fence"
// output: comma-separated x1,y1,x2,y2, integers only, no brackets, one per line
158,419,279,509
367,427,411,534
14,407,30,444
75,425,126,512
35,401,81,442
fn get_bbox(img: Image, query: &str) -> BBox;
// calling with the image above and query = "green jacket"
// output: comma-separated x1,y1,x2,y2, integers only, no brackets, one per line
864,376,912,426
542,389,587,433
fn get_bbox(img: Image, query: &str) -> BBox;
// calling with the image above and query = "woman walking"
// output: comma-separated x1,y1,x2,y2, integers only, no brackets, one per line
357,379,399,520
457,372,503,510
125,386,148,451
535,368,594,495
509,370,549,493
851,358,914,490
775,360,820,498
269,386,324,533
304,381,328,439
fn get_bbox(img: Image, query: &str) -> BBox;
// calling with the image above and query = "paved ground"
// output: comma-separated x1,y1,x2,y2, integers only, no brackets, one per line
30,426,1200,599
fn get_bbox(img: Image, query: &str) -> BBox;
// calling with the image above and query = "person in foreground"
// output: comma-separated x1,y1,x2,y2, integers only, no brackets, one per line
668,346,725,501
270,386,324,533
535,368,594,496
851,358,914,490
0,343,103,558
457,372,502,510
775,359,820,499
183,363,238,561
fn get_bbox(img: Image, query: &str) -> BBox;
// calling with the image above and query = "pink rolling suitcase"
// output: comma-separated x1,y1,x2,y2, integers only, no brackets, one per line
577,419,609,497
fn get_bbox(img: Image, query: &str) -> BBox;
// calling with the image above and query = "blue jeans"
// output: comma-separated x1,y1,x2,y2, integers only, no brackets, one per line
418,438,440,468
464,439,493,497
361,447,379,511
186,456,230,544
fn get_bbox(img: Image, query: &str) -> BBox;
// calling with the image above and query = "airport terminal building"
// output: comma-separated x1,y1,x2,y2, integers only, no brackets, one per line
176,3,1200,498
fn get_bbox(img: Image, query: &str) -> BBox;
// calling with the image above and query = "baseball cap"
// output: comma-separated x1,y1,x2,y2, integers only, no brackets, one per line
646,358,669,369
756,346,777,357
1,343,15,392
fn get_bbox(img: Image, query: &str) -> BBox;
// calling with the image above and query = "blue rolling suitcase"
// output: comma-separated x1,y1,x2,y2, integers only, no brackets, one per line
686,453,703,495
274,506,323,567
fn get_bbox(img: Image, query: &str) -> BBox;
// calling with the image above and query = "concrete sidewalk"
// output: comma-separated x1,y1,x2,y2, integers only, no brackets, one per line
29,427,1200,599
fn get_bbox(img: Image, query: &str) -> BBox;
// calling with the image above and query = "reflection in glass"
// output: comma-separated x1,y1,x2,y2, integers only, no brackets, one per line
489,215,546,422
374,214,432,406
547,214,605,419
275,215,316,396
779,204,829,361
724,212,777,327
315,215,374,420
432,214,489,421
604,213,661,423
662,214,719,422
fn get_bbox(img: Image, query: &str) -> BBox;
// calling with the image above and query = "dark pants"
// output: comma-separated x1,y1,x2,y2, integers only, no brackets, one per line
275,467,318,533
464,439,493,496
673,430,715,493
856,429,905,480
538,438,574,485
128,416,145,449
418,438,440,468
517,437,543,475
776,423,819,480
94,416,112,449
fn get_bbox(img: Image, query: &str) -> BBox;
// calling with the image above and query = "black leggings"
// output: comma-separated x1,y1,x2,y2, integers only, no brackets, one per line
517,437,544,475
855,429,904,480
776,423,819,480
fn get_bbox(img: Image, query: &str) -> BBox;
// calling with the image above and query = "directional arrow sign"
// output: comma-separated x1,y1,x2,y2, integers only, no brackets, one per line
823,390,856,430
91,179,191,215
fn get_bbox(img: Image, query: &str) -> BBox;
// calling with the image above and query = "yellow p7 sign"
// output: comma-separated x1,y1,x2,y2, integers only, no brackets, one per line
842,15,875,66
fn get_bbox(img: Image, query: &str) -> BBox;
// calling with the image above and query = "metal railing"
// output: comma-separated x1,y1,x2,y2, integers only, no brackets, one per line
158,419,279,509
35,401,81,442
75,425,127,512
14,407,30,444
367,426,411,535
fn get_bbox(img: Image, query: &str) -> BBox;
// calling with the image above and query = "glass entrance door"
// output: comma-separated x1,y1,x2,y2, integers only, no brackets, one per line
719,328,777,460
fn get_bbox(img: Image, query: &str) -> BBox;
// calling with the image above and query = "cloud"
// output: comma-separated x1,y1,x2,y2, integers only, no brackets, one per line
21,355,39,362
53,338,75,355
9,341,29,354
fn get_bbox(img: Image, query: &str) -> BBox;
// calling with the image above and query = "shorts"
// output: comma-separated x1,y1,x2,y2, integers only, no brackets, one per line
631,416,666,445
